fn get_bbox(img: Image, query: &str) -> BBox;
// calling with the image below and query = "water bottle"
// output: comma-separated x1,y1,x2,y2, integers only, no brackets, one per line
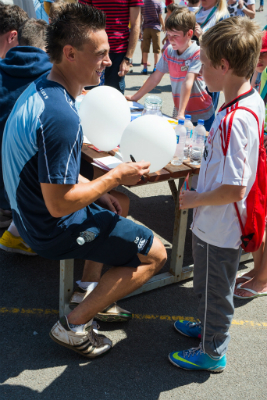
76,230,97,245
142,95,163,117
171,119,187,166
184,115,194,158
190,119,206,164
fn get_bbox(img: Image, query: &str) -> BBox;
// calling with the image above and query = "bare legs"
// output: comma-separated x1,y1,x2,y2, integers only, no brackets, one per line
68,237,167,324
235,230,267,297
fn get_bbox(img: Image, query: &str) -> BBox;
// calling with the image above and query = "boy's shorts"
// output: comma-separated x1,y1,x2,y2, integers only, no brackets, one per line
142,28,161,54
36,203,154,269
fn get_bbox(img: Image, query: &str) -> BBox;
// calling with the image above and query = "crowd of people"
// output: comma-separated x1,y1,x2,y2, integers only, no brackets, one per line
0,0,266,372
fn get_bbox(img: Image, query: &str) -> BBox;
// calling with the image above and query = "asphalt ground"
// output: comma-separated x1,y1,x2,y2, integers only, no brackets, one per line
0,6,266,399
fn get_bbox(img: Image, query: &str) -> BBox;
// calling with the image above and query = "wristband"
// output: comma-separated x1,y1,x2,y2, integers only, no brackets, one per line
241,5,246,10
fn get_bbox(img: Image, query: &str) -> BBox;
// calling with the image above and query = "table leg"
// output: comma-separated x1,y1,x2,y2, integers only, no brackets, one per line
59,259,74,318
169,178,191,281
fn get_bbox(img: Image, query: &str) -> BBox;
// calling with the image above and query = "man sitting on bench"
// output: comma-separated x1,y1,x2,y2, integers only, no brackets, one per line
2,3,167,358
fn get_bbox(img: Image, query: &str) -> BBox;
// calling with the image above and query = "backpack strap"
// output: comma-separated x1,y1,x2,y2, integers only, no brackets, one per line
220,106,262,236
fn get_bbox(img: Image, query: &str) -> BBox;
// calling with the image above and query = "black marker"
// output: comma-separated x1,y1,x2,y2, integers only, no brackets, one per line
130,154,145,181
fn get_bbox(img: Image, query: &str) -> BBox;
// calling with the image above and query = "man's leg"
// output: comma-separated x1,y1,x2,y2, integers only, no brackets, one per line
67,236,166,324
50,236,166,358
152,29,160,71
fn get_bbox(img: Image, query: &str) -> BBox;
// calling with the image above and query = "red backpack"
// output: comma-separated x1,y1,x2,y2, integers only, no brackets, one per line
221,106,267,253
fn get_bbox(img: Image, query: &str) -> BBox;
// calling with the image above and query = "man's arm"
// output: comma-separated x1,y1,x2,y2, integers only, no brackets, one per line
119,7,141,77
125,70,164,101
179,184,246,210
41,161,150,218
177,72,196,120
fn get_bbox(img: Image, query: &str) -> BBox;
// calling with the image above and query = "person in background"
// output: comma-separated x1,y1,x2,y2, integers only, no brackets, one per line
162,2,179,53
256,0,263,11
194,0,229,111
0,3,28,59
227,0,255,18
234,30,267,300
79,0,142,94
33,0,54,23
165,0,174,13
141,0,165,74
187,0,200,12
0,18,51,250
126,7,214,131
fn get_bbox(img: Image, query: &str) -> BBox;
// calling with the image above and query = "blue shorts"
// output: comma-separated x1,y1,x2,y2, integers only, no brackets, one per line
36,203,154,268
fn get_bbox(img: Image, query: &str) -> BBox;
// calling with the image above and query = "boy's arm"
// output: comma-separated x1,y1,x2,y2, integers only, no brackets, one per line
125,70,164,101
177,72,196,120
179,184,246,209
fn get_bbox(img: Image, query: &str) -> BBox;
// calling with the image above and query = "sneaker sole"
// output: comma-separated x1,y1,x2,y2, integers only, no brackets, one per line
168,354,225,373
0,243,37,256
49,331,111,358
174,324,200,339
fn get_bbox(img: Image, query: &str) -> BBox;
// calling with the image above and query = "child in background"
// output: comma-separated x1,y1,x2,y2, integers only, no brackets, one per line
169,16,264,372
162,2,179,53
127,7,214,131
187,0,200,12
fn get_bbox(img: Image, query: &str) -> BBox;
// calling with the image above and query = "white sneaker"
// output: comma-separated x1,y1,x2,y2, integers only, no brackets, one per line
50,316,112,358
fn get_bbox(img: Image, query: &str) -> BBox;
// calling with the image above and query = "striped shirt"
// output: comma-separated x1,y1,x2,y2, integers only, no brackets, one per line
156,41,214,123
79,0,143,53
142,0,162,31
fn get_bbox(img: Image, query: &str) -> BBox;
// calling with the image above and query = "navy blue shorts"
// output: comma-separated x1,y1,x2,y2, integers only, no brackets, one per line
36,203,154,268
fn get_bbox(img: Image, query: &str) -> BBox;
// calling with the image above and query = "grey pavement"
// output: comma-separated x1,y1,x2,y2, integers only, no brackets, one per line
0,6,267,399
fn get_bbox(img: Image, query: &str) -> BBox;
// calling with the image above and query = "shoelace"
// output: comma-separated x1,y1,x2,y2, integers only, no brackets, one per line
183,343,204,358
187,321,201,328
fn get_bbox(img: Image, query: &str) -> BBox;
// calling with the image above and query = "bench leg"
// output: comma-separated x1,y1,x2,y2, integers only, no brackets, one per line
59,259,74,318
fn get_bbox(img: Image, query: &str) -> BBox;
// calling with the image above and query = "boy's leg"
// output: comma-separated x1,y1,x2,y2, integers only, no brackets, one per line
151,29,161,71
192,234,240,357
142,28,151,72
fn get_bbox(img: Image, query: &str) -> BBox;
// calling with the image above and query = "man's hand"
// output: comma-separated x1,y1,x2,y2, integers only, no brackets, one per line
113,161,150,186
194,23,202,39
177,113,185,120
118,59,131,77
179,189,199,209
96,193,122,215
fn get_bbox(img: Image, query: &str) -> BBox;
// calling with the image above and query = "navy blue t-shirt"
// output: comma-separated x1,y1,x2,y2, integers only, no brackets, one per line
2,74,114,253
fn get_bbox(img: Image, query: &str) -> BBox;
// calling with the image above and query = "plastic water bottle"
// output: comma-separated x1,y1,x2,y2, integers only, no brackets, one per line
141,95,163,117
77,231,97,245
190,119,206,164
184,115,194,158
171,119,187,165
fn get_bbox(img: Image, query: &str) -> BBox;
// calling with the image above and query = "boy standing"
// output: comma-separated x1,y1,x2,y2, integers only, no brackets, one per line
169,17,264,372
141,0,165,74
127,8,214,131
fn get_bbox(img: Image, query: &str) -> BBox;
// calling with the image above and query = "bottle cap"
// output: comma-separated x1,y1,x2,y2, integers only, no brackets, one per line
77,237,85,245
198,119,204,125
185,115,191,120
178,119,185,125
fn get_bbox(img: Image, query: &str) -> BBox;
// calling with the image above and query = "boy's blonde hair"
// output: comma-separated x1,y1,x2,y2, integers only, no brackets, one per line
200,17,262,79
165,7,196,35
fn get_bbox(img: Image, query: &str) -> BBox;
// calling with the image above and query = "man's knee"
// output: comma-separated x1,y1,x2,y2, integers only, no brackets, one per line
139,237,167,273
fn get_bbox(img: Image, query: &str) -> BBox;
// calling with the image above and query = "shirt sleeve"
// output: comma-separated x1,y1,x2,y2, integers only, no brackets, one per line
215,112,258,187
156,47,170,74
37,112,83,185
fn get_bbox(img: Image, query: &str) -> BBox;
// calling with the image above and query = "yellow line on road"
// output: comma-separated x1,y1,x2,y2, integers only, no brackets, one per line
0,307,266,327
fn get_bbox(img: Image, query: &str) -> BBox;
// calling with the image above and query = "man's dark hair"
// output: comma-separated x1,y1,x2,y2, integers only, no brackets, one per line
46,3,106,64
18,18,48,49
0,5,29,36
166,3,180,13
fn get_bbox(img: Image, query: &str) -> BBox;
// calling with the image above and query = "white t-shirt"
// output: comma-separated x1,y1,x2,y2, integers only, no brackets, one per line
227,0,255,17
188,6,200,12
195,7,217,33
192,88,265,249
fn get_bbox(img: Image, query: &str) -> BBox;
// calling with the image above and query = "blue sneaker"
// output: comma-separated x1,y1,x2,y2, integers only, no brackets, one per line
141,68,148,75
169,344,226,372
152,67,156,73
174,320,201,338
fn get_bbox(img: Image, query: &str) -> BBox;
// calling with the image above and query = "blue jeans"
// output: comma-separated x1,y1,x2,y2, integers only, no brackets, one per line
260,0,264,6
105,52,126,94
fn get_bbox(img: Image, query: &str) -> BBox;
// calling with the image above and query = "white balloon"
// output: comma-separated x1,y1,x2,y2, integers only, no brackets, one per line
79,86,131,151
120,115,177,173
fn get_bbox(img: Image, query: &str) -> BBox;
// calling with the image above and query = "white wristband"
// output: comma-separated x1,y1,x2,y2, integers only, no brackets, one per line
242,5,246,10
